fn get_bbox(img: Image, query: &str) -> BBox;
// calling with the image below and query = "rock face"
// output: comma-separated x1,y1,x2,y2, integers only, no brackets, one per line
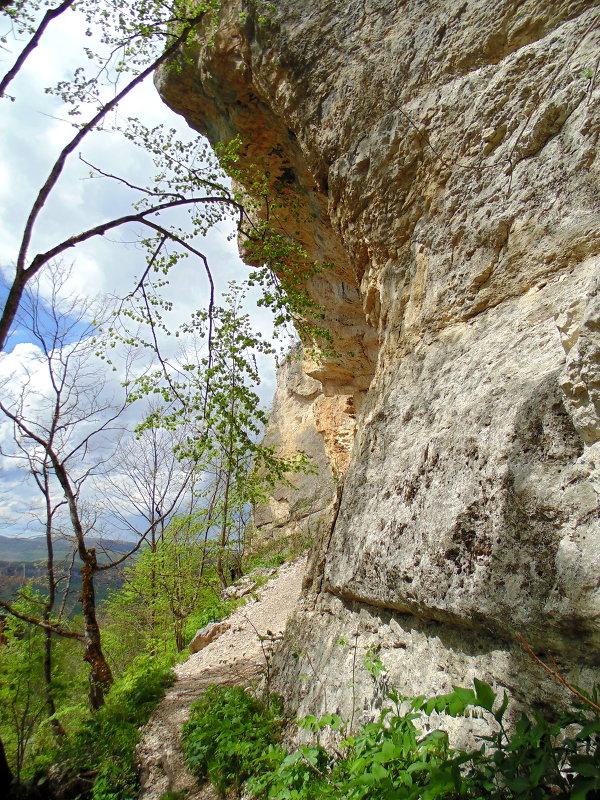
252,347,356,550
157,0,600,725
252,349,339,547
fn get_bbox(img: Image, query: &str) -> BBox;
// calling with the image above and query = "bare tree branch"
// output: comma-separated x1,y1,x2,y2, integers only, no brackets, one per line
0,0,77,99
518,634,600,714
0,600,83,640
0,5,215,351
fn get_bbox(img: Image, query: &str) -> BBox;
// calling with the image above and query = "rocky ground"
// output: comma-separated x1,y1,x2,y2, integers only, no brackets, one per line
137,556,306,800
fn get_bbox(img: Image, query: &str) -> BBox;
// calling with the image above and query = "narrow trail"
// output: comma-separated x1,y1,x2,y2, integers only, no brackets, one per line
137,556,307,800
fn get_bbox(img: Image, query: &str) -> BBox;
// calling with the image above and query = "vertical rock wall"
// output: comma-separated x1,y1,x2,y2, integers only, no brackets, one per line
252,347,355,548
157,0,600,725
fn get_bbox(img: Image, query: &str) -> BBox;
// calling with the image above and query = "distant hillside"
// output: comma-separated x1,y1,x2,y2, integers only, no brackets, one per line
0,534,134,563
0,558,126,607
0,535,138,606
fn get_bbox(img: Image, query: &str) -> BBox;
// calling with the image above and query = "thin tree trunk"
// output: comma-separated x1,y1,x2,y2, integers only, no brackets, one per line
217,466,232,588
200,473,223,577
42,470,66,737
51,457,113,710
81,552,113,710
175,619,184,652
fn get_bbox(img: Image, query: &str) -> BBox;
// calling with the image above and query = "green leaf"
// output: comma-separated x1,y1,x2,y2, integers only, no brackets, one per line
570,756,600,778
493,691,509,724
380,739,402,761
571,776,600,800
370,761,388,780
473,679,496,711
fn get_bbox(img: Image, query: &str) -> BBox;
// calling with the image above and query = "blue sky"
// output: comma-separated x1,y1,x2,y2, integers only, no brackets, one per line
0,5,284,539
0,279,92,353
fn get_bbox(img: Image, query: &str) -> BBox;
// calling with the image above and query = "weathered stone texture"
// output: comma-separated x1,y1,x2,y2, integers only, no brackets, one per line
189,621,230,654
251,351,341,545
158,0,600,722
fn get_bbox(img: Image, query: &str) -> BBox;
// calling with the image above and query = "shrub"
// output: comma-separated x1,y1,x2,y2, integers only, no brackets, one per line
57,654,175,800
185,679,600,800
183,685,284,797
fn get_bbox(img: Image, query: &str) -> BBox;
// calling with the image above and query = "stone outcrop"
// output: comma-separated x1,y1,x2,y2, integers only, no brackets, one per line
157,0,600,726
251,347,356,549
188,621,230,654
251,349,338,545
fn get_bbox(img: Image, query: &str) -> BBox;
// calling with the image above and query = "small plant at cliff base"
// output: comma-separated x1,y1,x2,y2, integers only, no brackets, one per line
183,685,284,798
185,678,600,800
363,643,387,680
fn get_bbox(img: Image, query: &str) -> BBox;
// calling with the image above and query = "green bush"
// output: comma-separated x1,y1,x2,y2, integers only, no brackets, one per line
185,679,600,800
184,594,238,644
57,654,175,800
183,685,284,797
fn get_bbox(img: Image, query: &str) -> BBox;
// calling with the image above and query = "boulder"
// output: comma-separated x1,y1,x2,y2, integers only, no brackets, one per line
188,621,230,654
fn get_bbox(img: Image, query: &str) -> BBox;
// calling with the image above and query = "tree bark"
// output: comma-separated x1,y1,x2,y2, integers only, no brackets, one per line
42,471,66,738
49,454,113,710
80,551,113,710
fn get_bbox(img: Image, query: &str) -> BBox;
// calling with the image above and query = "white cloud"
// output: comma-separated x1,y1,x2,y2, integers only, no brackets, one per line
0,5,291,538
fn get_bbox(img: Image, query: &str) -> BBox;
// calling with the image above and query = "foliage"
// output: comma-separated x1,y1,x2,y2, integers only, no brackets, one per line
239,1,277,27
1,556,241,791
0,0,234,351
102,546,238,668
243,527,313,573
215,135,335,357
129,282,310,485
57,654,174,800
183,685,283,797
183,592,238,643
184,678,600,800
0,591,89,781
0,594,49,782
125,283,314,587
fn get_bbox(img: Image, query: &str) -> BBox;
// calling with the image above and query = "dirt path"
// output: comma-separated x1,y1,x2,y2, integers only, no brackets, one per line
137,557,306,800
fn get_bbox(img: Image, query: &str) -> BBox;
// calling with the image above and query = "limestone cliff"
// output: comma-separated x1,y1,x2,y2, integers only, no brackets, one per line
157,0,600,725
252,347,353,546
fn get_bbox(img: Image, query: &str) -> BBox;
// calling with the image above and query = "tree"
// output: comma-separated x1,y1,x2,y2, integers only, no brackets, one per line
101,411,197,553
99,419,205,654
0,0,243,354
99,285,314,661
0,266,161,709
111,516,209,653
0,0,325,787
0,593,52,783
0,1,331,365
133,283,312,583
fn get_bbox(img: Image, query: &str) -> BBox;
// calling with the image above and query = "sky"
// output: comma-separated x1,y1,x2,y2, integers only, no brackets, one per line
0,3,285,539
